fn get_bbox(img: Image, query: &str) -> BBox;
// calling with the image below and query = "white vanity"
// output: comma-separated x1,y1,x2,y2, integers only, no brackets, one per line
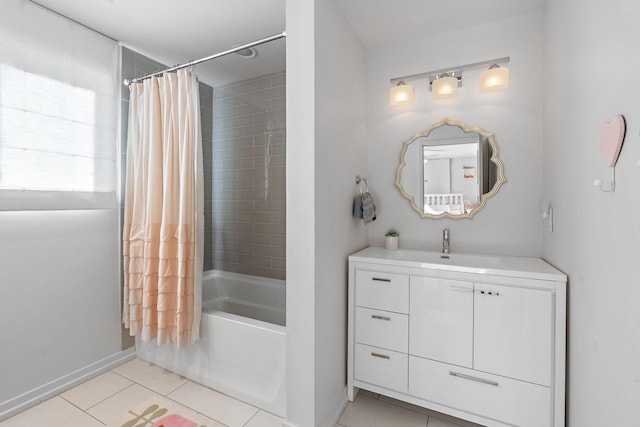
347,247,567,427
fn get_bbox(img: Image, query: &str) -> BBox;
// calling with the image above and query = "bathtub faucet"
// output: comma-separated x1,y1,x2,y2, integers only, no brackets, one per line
442,228,450,254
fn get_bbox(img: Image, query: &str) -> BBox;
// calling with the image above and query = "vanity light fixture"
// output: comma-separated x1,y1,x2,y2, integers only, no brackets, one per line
389,56,509,105
389,81,414,106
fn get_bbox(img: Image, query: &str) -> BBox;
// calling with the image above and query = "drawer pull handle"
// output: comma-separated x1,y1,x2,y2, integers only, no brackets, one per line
372,277,391,282
449,371,499,387
371,314,391,321
370,352,390,360
450,285,473,292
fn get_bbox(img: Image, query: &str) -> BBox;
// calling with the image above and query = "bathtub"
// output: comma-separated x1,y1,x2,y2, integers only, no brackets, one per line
136,270,286,417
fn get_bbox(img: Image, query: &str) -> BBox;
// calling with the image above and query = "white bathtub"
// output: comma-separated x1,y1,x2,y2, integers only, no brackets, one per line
136,270,286,417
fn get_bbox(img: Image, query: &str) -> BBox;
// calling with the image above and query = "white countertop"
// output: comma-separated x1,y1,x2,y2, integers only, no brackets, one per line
349,247,567,282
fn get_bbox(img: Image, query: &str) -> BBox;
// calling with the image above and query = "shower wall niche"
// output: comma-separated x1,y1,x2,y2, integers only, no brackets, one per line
208,72,286,280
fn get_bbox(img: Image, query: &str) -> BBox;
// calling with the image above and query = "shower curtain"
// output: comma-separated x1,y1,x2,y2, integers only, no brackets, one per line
122,67,204,348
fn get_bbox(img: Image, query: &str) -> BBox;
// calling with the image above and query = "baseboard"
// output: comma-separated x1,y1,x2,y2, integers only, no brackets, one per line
326,388,348,427
0,347,136,422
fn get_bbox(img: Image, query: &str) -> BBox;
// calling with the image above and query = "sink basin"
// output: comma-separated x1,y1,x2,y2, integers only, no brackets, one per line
392,249,502,269
437,252,503,268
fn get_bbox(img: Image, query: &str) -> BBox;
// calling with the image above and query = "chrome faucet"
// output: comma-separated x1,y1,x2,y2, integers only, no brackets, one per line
442,228,450,254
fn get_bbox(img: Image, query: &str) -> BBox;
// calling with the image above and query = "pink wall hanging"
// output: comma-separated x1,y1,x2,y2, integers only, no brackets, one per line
594,114,626,192
600,114,626,167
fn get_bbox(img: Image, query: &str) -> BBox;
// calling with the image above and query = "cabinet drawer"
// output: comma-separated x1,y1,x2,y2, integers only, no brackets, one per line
355,343,408,393
409,356,551,427
355,270,409,313
355,307,408,353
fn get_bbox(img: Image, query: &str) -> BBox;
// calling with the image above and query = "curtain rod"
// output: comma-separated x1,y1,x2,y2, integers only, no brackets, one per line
124,31,286,86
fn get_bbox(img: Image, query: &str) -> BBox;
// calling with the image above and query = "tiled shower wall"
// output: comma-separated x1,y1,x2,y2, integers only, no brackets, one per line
209,72,286,280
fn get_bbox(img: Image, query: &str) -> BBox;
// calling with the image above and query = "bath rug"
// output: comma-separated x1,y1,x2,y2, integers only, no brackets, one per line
111,399,207,427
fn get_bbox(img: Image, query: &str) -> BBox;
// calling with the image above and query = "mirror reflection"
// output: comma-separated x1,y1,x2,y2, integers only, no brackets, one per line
395,118,506,219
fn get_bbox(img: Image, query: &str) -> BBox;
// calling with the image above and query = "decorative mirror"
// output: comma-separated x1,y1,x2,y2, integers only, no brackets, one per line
395,118,506,219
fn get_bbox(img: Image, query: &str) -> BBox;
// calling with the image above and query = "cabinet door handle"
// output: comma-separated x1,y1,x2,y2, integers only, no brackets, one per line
371,314,391,321
449,371,499,387
372,277,391,282
371,352,390,360
449,285,473,292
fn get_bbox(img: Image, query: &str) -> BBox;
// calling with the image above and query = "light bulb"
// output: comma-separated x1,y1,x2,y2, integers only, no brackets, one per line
480,66,509,92
389,82,414,106
432,76,459,99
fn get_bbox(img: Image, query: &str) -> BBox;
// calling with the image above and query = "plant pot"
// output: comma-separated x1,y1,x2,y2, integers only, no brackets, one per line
384,236,399,250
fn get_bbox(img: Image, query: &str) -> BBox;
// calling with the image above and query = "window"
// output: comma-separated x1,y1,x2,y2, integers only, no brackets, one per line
0,0,118,210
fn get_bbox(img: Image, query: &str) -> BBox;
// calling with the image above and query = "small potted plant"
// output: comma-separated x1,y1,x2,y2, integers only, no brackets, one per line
384,229,399,250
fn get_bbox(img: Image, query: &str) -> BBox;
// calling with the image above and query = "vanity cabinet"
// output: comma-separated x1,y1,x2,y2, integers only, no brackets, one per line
347,247,566,427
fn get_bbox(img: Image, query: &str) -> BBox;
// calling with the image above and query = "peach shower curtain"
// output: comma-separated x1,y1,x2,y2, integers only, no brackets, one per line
122,68,204,348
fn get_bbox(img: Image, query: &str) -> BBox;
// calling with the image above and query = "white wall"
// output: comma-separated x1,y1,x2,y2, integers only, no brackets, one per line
0,2,124,415
285,0,317,423
451,156,479,203
425,159,451,194
543,0,640,425
0,211,121,404
313,0,369,424
285,0,369,425
367,12,544,255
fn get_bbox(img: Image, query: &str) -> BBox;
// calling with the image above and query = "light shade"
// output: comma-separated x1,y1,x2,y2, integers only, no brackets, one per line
479,66,509,92
431,76,459,99
389,82,414,106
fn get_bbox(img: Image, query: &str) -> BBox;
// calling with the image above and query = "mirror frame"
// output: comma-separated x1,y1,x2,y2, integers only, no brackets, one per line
394,118,507,219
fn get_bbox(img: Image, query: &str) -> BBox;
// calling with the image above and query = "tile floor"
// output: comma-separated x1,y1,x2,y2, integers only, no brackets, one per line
0,358,482,427
337,389,484,427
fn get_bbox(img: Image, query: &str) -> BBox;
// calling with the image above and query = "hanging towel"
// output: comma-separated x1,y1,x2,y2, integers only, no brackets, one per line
352,177,376,224
361,192,377,224
353,194,364,219
353,192,376,224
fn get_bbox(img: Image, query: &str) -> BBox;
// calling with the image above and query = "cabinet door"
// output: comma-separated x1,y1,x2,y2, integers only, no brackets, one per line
474,283,553,386
409,277,473,367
